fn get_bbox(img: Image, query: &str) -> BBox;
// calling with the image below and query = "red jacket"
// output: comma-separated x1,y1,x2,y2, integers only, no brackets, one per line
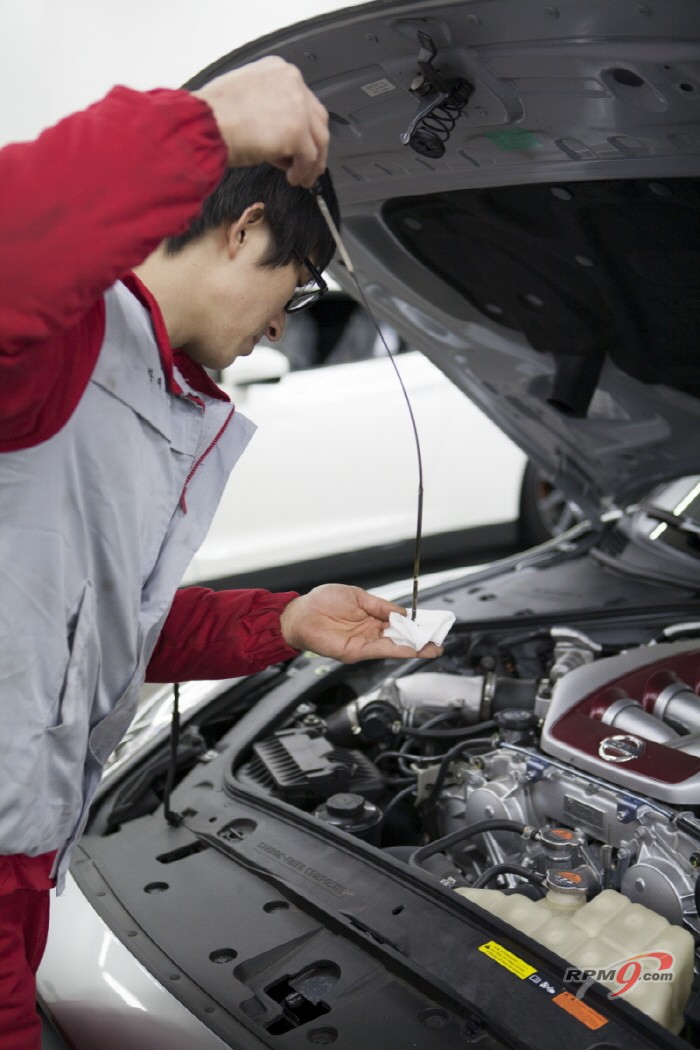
0,86,300,883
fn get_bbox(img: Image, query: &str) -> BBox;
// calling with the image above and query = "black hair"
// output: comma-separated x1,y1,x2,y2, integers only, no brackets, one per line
165,164,339,271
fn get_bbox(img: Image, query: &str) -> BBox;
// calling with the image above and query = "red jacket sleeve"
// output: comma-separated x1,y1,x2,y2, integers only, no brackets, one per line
0,86,226,349
0,86,227,449
145,587,302,682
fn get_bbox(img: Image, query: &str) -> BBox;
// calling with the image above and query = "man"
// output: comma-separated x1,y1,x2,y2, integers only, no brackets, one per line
0,57,441,1048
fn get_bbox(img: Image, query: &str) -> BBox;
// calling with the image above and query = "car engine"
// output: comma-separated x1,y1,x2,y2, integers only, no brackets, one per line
207,618,700,1037
230,627,700,933
91,597,700,1043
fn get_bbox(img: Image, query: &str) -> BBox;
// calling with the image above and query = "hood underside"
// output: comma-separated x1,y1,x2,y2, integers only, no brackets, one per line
188,0,700,516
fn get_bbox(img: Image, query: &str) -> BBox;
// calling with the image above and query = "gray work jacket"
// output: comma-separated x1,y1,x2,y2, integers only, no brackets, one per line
0,280,254,887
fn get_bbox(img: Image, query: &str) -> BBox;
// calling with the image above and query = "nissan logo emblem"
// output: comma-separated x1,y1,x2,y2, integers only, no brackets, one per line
598,734,646,763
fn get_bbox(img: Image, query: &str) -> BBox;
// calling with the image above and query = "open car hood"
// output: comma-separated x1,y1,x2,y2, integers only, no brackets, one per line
188,0,700,519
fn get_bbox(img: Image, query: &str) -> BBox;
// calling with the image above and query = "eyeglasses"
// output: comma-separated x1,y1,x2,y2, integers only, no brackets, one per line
285,254,328,314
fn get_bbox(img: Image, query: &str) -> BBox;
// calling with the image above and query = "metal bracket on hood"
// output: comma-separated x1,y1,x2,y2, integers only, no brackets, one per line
401,32,474,159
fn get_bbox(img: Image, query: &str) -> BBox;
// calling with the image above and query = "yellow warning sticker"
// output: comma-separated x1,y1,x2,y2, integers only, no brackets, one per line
479,941,537,980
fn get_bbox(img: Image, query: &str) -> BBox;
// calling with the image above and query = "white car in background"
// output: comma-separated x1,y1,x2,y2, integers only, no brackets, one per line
183,289,527,589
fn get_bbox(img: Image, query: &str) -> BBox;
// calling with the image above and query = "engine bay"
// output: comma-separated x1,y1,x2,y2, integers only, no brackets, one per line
84,552,700,1045
231,624,700,931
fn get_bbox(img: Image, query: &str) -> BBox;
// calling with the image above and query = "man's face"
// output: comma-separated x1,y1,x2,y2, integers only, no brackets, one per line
180,205,304,371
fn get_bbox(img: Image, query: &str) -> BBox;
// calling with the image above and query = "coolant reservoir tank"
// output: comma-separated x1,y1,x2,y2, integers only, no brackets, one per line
456,881,694,1033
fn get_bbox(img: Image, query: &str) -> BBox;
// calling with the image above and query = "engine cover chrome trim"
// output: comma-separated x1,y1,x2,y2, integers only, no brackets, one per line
598,734,646,763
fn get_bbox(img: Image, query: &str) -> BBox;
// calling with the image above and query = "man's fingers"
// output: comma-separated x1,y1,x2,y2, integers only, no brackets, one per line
285,102,329,186
309,95,330,171
355,590,407,621
193,57,329,184
285,133,324,186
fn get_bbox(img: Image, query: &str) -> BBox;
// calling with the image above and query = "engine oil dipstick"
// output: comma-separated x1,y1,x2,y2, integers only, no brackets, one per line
311,179,424,620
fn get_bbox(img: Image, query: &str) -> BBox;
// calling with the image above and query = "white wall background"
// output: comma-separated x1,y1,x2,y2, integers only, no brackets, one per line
0,0,347,145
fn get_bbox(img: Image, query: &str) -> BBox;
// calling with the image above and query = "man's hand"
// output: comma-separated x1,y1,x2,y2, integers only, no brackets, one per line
279,584,444,663
193,57,329,187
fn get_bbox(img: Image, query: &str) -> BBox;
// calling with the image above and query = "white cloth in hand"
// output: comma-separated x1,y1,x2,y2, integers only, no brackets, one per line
383,608,456,650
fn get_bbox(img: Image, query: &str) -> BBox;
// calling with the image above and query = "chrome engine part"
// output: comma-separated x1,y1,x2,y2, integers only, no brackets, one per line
323,631,700,942
541,638,700,803
437,744,700,936
221,627,700,945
